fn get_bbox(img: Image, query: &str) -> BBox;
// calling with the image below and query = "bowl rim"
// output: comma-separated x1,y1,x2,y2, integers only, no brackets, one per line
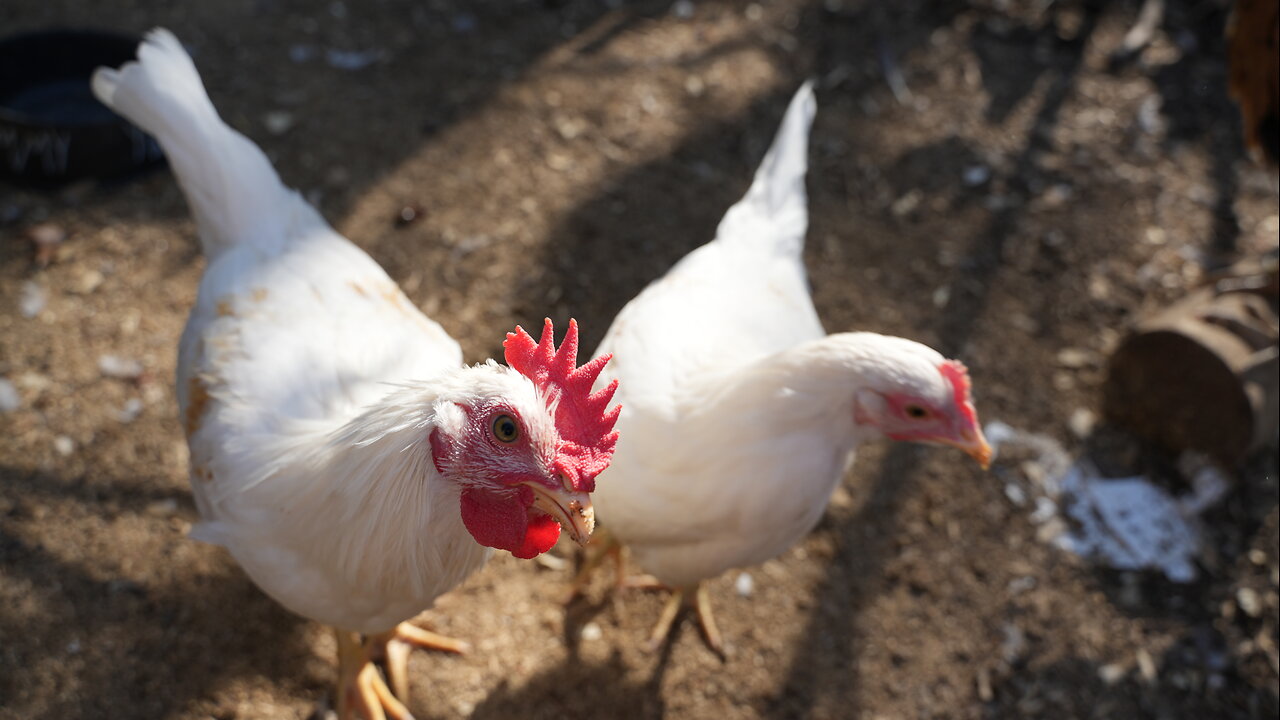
0,27,144,130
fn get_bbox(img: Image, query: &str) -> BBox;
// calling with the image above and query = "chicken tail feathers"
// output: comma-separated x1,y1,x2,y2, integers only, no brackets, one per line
714,81,816,257
92,29,306,258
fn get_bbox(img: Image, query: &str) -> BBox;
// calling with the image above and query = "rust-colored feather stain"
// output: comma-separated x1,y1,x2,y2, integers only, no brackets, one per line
185,375,211,438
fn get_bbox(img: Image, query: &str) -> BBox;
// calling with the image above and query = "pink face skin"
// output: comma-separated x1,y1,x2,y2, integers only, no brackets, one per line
430,401,595,559
854,363,992,467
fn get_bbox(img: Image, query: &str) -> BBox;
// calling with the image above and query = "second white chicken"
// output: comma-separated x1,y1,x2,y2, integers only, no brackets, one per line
585,84,992,655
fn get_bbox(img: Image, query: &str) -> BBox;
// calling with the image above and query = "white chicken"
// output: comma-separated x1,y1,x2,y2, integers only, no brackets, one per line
581,84,992,656
92,30,619,720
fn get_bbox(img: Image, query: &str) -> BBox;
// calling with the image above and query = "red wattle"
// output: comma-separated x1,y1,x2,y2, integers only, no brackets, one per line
459,488,561,559
512,512,561,560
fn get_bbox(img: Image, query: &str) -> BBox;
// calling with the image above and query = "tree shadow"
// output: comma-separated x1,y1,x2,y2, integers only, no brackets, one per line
981,643,1279,719
0,465,317,719
1107,0,1247,260
767,3,1104,717
0,0,662,271
468,647,670,720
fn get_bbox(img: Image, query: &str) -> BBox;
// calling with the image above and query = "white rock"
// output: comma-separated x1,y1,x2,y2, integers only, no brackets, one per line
1098,663,1127,685
962,164,991,186
735,572,754,597
1236,587,1262,618
580,622,603,641
263,111,295,135
1055,347,1094,368
117,398,144,423
98,355,144,379
1068,408,1096,438
54,435,75,456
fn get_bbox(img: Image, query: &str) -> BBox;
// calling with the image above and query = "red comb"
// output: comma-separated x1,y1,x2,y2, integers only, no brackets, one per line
504,318,620,492
939,360,978,428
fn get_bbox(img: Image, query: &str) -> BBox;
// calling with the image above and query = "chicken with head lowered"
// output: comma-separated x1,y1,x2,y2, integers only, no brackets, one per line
92,30,619,720
578,83,991,656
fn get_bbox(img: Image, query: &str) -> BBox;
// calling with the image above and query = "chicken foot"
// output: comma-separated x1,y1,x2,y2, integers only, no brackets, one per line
335,622,469,720
644,583,726,660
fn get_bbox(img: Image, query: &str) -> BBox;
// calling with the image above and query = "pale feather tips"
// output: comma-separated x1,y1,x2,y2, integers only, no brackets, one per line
504,319,621,492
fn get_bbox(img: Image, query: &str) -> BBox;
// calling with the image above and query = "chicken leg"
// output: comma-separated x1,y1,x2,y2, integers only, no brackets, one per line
567,534,725,658
644,583,725,660
335,622,469,720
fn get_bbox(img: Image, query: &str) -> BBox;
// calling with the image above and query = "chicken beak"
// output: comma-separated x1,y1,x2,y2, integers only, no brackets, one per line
525,483,595,546
945,424,993,470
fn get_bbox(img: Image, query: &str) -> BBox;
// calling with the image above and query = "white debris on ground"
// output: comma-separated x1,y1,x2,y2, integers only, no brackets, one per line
0,379,19,412
986,421,1231,583
97,355,144,380
19,281,47,318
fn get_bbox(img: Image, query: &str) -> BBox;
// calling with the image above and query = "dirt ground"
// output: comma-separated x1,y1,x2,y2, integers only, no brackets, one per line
1,1,1278,718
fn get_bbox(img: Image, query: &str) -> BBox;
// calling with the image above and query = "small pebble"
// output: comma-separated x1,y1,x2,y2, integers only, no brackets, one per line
932,285,950,308
145,499,179,517
395,205,424,227
289,44,317,63
117,398,144,423
20,281,48,318
962,164,991,186
580,622,603,641
99,355,144,380
28,222,65,266
735,572,754,597
1055,348,1093,368
1136,648,1157,683
891,190,921,216
1098,663,1127,685
1003,482,1027,506
325,49,383,71
1068,408,1096,438
1040,183,1073,207
1236,587,1262,618
54,435,75,457
976,666,993,701
1007,575,1036,595
70,268,104,295
263,111,295,135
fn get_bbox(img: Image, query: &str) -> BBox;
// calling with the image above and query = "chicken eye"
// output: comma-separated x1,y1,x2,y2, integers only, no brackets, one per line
905,404,929,419
491,414,520,443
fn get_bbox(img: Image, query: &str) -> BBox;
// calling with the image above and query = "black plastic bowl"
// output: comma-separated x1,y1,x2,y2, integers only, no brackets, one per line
0,29,163,188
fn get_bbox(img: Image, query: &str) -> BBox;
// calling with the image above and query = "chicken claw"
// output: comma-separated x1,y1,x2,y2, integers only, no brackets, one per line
336,622,469,720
